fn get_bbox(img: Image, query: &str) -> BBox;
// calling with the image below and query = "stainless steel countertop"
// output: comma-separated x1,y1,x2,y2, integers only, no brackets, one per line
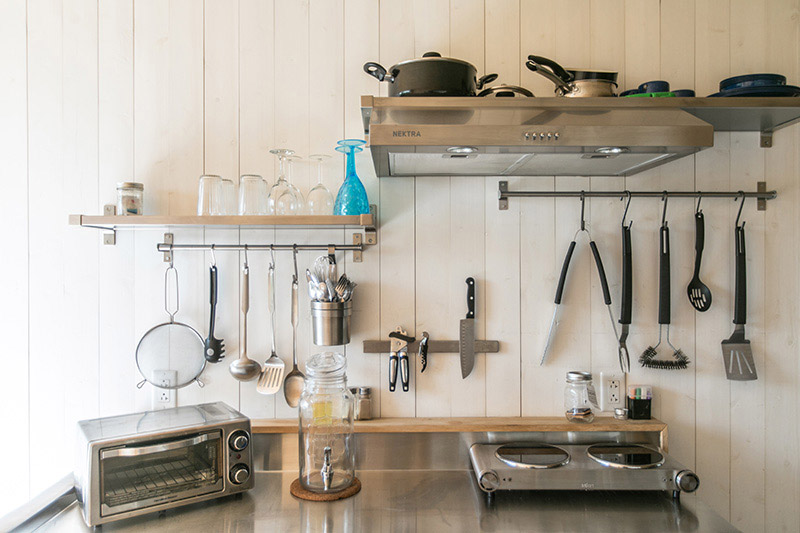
37,471,738,532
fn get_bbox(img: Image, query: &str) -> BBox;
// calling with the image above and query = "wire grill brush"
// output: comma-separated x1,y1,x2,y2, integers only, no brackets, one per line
639,344,690,370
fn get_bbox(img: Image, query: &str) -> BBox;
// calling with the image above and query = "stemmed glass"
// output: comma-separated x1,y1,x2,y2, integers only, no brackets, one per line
268,149,305,215
306,154,334,215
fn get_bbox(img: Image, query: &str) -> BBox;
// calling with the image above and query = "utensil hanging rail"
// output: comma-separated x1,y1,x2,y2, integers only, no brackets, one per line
498,181,776,210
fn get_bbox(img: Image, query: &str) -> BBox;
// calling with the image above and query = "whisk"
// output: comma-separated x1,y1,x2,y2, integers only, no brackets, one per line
640,194,690,370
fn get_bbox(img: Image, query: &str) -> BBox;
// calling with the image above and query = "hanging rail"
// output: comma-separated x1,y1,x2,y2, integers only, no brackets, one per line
498,181,776,211
157,235,366,263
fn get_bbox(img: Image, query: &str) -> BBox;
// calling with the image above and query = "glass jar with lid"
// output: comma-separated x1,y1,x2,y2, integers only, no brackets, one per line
116,182,144,215
299,352,355,493
564,371,598,423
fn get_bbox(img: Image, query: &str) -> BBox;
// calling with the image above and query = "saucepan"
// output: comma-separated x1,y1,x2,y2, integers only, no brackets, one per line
525,55,618,97
364,52,497,97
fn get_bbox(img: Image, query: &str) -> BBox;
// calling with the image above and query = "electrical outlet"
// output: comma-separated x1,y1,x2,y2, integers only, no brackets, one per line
600,372,625,412
151,370,177,410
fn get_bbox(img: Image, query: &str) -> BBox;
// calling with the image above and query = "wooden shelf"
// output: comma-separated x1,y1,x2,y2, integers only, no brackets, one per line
252,416,666,435
69,213,375,230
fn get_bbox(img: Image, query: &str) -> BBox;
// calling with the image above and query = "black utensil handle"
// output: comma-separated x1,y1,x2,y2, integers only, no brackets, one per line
208,265,218,334
400,352,409,392
658,226,671,325
620,226,632,325
526,55,573,82
694,212,705,275
555,241,577,304
589,241,612,306
388,331,416,344
389,353,398,392
466,277,475,318
477,73,498,89
734,225,747,325
364,62,387,82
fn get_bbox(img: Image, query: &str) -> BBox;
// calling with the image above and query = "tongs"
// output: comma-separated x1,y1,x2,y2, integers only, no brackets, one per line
542,193,618,365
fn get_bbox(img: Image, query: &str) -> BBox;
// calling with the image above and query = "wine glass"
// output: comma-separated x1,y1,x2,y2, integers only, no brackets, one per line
306,154,334,215
268,149,304,215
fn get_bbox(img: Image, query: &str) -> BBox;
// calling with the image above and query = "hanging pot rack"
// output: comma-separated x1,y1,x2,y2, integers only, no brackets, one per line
157,235,365,263
498,181,776,210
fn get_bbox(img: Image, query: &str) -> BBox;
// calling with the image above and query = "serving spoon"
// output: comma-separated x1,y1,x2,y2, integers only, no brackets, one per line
230,260,262,381
284,247,305,406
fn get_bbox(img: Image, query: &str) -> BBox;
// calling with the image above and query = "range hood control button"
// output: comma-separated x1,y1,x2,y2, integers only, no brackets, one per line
479,471,500,492
554,132,560,140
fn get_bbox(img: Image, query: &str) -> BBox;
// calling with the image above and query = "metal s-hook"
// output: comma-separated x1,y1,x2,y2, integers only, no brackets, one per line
580,191,586,231
243,244,249,268
292,244,299,283
735,190,746,228
621,190,633,228
696,193,703,214
269,244,275,267
661,191,669,228
210,244,217,267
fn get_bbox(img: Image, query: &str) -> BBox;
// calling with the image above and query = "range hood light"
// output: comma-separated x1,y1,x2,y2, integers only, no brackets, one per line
446,146,478,154
595,147,630,155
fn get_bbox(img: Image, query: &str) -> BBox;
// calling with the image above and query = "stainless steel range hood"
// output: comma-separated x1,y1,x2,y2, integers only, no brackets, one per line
361,96,714,177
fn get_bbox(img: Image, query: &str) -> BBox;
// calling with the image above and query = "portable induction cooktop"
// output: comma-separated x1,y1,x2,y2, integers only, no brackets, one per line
469,442,699,498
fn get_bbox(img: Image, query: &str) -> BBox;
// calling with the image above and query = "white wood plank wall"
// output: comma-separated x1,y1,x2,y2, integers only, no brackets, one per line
0,1,797,529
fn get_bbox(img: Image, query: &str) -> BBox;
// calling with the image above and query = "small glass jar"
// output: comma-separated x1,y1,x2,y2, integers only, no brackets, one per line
299,352,355,493
353,387,371,421
564,371,597,423
116,182,144,215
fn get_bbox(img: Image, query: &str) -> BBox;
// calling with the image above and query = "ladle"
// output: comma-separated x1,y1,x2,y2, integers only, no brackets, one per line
230,253,262,381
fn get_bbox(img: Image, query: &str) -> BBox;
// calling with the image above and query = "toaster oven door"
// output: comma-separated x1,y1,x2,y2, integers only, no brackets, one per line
98,430,225,517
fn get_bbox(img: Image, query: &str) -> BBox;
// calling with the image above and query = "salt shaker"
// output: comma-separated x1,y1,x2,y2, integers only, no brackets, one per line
354,387,372,421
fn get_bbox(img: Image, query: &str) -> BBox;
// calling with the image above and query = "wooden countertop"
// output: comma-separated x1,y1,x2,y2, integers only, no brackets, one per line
252,416,666,435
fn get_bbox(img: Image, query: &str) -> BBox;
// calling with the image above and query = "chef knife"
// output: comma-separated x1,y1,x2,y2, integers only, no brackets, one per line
460,277,476,379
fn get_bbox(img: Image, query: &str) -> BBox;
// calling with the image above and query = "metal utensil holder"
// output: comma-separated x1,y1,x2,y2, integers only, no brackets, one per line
311,300,352,346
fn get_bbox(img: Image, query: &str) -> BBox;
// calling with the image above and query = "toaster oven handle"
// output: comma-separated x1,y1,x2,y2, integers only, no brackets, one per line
100,433,217,459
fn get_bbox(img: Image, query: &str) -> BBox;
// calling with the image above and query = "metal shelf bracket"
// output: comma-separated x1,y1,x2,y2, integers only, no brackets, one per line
760,131,773,148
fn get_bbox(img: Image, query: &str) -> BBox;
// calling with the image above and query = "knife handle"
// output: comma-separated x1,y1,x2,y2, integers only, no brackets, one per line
389,352,398,392
466,277,475,318
400,351,409,392
555,241,577,305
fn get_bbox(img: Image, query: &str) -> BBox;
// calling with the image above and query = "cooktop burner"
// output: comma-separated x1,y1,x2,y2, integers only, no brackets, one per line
494,444,570,469
586,444,664,469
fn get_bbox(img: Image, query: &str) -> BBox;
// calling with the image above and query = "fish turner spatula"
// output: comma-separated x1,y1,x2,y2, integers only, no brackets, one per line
721,224,757,380
258,262,285,394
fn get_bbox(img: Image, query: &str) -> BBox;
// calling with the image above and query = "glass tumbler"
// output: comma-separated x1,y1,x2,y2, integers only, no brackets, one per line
239,174,267,215
197,175,223,215
299,352,355,494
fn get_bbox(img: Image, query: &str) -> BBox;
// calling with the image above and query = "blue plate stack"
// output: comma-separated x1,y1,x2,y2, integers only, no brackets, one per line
708,73,800,97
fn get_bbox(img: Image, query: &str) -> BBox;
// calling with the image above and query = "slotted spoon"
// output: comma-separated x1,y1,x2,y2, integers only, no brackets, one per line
257,260,285,394
687,210,712,312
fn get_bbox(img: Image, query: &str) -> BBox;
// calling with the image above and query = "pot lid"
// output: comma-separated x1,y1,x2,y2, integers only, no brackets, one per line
393,51,476,70
478,84,534,97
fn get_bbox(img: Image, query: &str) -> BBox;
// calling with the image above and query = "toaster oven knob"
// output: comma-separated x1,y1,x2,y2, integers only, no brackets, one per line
229,431,250,452
478,471,499,492
230,464,251,485
676,470,699,493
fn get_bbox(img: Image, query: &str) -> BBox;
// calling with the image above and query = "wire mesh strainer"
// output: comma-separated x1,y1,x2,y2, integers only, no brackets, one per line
136,263,206,389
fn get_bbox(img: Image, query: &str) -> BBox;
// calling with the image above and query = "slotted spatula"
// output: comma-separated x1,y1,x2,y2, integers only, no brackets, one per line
721,224,757,380
257,261,285,394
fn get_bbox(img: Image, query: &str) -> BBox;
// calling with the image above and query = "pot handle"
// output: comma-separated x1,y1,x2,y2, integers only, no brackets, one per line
526,55,573,82
364,62,394,83
477,73,498,90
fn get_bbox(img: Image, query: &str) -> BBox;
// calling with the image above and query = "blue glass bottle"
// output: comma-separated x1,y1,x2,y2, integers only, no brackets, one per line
334,139,370,216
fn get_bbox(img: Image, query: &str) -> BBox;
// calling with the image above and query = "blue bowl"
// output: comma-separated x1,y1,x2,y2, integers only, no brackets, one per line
671,89,696,97
638,80,670,93
719,73,786,91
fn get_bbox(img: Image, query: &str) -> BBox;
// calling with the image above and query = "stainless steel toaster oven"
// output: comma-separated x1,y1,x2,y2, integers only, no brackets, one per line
75,402,254,526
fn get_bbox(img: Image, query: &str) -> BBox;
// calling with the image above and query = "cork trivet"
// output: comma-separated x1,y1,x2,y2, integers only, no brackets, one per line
289,477,361,501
